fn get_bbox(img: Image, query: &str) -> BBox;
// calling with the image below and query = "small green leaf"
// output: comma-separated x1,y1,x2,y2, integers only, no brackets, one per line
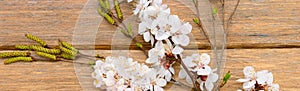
89,61,95,65
121,29,127,35
193,0,198,4
136,43,143,48
128,23,133,37
193,18,199,24
213,7,218,15
89,61,95,69
221,71,231,87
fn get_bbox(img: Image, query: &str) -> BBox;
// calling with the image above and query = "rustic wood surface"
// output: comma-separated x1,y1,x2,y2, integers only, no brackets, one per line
0,0,299,91
1,49,299,90
0,0,299,50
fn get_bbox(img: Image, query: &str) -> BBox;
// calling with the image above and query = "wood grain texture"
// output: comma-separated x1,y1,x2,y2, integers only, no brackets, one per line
0,0,300,50
0,0,299,91
1,49,294,91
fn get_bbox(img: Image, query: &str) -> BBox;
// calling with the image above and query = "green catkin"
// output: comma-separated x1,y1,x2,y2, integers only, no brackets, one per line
98,0,107,9
104,0,110,10
114,0,123,20
29,45,61,54
60,53,75,60
36,52,57,60
25,34,47,47
15,45,31,50
59,46,77,56
4,57,33,64
98,8,115,24
0,52,30,58
59,41,78,53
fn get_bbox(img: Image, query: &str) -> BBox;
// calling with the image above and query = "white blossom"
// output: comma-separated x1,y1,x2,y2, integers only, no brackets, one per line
133,0,151,15
146,42,165,64
178,53,218,91
237,66,280,91
268,84,280,91
127,0,133,3
92,56,170,91
200,72,219,91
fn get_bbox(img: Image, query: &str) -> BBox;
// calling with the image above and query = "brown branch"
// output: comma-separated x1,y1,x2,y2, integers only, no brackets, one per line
225,0,240,33
193,0,213,48
177,55,201,91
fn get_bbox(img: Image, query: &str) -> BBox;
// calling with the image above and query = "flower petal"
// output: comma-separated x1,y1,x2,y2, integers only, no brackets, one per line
154,85,164,91
143,32,151,42
172,45,184,54
200,82,204,90
197,66,212,75
266,72,274,85
178,34,190,46
200,53,210,65
171,35,180,45
155,30,170,40
180,22,192,34
127,0,133,2
207,73,219,82
182,56,196,67
164,70,172,81
178,69,187,79
256,70,269,85
243,66,255,78
186,75,193,84
138,22,148,34
236,78,250,82
156,78,167,87
169,67,175,75
150,35,155,46
155,40,164,49
242,80,256,89
205,81,214,91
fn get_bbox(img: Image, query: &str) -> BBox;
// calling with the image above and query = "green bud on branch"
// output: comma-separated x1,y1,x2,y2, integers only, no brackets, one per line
136,43,143,48
213,7,218,15
128,23,133,37
220,71,231,87
193,18,199,24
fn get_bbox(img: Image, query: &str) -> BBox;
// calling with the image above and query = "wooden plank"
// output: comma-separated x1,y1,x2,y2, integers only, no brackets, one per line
1,48,298,90
224,0,300,49
1,0,300,50
0,51,82,90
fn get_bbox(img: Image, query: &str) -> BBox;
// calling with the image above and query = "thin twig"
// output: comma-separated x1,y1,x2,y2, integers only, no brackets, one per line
170,78,193,88
193,0,213,48
177,55,201,91
225,0,240,33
